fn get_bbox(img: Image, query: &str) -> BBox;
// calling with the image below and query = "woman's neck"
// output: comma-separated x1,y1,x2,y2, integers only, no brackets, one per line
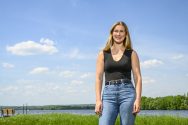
112,43,125,51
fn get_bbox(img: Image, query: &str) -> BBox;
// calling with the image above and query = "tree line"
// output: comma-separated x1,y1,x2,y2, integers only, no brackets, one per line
1,93,188,110
141,93,188,110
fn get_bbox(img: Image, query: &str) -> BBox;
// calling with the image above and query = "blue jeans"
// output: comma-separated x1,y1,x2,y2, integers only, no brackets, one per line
99,82,136,125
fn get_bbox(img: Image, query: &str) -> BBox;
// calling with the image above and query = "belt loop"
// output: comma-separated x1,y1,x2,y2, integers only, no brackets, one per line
105,78,131,86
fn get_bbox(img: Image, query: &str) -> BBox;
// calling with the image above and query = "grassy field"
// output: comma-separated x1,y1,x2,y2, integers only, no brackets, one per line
0,113,188,125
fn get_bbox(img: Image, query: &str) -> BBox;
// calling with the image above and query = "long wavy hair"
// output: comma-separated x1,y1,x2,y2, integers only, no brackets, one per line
103,21,133,51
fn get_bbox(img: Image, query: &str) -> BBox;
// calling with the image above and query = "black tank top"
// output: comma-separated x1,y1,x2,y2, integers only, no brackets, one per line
104,49,133,82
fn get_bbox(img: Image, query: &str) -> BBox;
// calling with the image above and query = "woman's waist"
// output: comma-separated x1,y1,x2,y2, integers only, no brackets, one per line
105,78,132,86
105,71,131,82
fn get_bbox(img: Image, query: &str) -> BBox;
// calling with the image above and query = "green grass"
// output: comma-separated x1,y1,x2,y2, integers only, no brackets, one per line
0,113,188,125
136,115,188,125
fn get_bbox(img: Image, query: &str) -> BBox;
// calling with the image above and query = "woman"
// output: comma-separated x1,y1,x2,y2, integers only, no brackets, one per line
95,21,142,125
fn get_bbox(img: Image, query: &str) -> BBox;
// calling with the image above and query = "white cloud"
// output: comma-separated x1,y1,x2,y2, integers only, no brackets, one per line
0,79,94,105
141,59,163,68
2,62,15,69
59,70,76,78
39,38,54,46
80,72,94,79
71,80,84,85
30,67,49,74
0,82,62,97
1,86,18,92
142,76,155,84
6,38,58,56
171,54,184,60
59,70,95,80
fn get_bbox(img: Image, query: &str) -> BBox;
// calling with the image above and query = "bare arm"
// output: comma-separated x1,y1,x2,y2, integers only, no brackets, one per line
131,50,142,113
95,51,104,115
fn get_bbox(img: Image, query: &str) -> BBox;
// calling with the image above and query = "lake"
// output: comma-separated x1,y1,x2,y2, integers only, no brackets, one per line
1,110,187,117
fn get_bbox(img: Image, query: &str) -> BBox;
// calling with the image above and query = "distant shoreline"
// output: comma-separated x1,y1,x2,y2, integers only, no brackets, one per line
1,93,188,110
0,104,95,110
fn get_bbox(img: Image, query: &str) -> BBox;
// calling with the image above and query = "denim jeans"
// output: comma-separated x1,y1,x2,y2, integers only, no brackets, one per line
99,81,136,125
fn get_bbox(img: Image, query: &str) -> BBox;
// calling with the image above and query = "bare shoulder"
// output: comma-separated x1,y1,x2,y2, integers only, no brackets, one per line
98,50,104,58
131,49,138,57
98,50,104,60
98,50,104,56
131,50,140,62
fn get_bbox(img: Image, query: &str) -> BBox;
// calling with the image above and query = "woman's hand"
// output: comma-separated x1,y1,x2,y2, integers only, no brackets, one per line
132,98,141,115
95,100,102,116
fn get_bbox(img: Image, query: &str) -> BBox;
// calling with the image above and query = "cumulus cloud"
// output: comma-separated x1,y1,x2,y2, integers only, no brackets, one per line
2,62,15,69
141,59,163,68
0,79,94,105
30,67,49,74
0,82,62,97
6,38,58,56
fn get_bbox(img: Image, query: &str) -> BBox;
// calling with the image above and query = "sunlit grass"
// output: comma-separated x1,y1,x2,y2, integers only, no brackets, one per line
0,113,188,125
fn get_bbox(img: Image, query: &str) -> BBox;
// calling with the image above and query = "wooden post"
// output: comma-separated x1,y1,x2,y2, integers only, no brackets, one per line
26,104,27,114
23,104,25,114
0,107,2,117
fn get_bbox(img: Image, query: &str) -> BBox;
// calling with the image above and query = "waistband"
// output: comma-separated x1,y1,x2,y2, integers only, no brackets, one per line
105,78,131,85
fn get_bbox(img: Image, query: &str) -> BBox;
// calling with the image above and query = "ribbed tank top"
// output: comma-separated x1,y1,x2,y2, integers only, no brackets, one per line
104,49,133,82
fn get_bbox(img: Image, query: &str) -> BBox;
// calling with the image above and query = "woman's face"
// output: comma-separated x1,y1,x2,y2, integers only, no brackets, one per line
112,25,126,44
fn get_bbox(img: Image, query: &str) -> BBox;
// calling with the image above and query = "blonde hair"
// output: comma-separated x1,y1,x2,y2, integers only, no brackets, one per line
103,21,133,51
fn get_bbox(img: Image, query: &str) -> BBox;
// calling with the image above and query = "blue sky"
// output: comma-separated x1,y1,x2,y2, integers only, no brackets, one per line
0,0,188,106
